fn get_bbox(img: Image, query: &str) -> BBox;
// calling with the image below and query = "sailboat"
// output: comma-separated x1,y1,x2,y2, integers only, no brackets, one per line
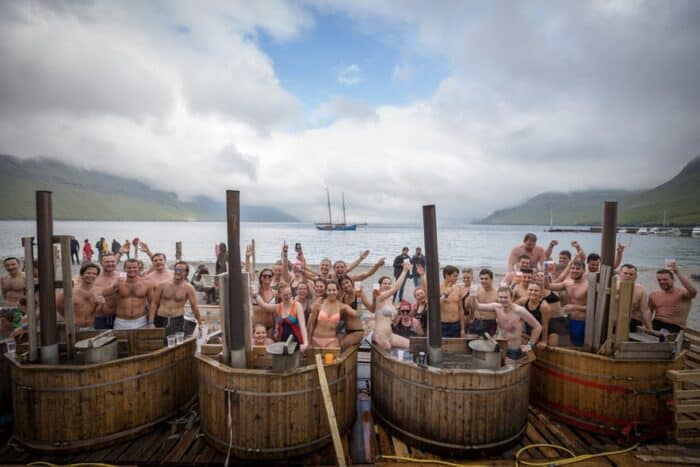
652,210,682,236
315,190,359,231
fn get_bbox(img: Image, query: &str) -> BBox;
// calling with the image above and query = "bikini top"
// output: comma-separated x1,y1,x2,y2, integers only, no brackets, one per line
318,304,341,324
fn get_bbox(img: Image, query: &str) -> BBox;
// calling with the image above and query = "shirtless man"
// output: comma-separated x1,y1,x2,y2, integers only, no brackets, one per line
503,255,531,286
144,252,174,285
549,260,588,346
102,259,150,329
468,268,499,336
57,263,104,330
372,262,410,350
507,234,555,272
512,267,534,303
555,250,572,276
2,257,25,307
92,253,120,329
617,264,650,332
150,261,202,336
439,265,465,338
475,287,541,361
647,262,697,333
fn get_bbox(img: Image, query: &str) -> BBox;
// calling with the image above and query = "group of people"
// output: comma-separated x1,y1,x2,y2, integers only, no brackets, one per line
1,240,204,340
2,232,698,363
71,237,134,265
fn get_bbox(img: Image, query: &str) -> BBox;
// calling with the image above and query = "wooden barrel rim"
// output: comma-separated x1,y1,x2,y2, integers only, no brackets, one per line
536,345,686,363
532,358,672,383
6,336,195,371
374,406,527,451
11,356,188,392
372,362,527,394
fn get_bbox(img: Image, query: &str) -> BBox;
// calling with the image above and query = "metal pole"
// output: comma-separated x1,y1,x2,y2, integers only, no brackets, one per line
36,191,58,364
22,237,38,362
601,201,618,267
226,190,245,368
422,205,442,364
59,236,76,360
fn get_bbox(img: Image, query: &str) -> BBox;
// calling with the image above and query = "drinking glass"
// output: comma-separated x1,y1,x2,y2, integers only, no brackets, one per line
354,281,362,291
6,340,16,356
175,332,185,345
167,335,176,348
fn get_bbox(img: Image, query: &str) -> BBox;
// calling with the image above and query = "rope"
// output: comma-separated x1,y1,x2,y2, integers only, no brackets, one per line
380,455,489,466
514,442,639,466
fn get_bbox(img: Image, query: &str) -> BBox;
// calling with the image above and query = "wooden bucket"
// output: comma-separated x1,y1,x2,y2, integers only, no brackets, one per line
9,331,196,452
197,346,357,460
371,342,531,454
531,346,685,441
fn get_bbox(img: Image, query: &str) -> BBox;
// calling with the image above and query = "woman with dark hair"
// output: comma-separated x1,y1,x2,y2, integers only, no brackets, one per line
252,268,277,338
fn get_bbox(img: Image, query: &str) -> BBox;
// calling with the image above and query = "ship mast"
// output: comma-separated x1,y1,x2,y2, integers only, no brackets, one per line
342,192,347,225
326,188,333,225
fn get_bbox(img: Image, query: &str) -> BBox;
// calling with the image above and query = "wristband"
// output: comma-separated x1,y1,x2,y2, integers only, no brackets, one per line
527,342,534,349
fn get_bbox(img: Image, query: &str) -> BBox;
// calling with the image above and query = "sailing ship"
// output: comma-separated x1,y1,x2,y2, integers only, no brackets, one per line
315,190,360,231
652,210,682,236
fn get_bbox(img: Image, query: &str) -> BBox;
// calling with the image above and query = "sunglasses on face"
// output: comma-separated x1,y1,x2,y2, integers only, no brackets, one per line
261,274,273,278
174,268,187,273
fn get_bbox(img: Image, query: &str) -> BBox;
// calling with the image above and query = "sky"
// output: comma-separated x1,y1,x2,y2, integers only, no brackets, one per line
1,0,699,223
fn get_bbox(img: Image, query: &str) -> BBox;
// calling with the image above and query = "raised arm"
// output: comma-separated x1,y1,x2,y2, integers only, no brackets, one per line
545,240,558,261
345,250,370,275
376,262,410,301
351,257,385,282
253,294,278,313
358,290,374,312
295,302,309,351
520,308,542,351
138,241,154,261
281,243,291,283
614,243,624,270
673,263,698,299
186,283,203,324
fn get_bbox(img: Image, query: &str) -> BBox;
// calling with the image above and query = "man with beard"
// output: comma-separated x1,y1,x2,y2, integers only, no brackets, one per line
57,263,104,330
648,262,697,333
102,259,150,329
617,264,650,332
92,253,120,329
149,261,202,335
1,257,25,331
549,260,588,346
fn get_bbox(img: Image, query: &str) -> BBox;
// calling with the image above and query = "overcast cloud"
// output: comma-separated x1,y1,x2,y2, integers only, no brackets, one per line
1,0,699,222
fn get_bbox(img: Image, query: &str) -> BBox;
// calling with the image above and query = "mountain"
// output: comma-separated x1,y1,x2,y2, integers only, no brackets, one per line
478,156,700,225
0,155,297,222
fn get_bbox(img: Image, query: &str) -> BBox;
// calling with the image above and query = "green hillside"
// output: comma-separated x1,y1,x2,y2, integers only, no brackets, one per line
479,156,700,226
0,155,297,222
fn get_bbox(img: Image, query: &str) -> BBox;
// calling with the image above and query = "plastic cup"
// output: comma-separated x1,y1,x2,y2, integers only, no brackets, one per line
665,258,675,268
167,335,176,348
397,349,405,360
119,272,127,279
373,284,380,291
200,324,209,339
403,258,410,266
354,281,362,291
175,332,185,344
324,353,334,365
6,340,16,356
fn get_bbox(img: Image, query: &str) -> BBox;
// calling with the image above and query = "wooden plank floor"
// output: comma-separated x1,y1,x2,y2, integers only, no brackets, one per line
2,402,700,466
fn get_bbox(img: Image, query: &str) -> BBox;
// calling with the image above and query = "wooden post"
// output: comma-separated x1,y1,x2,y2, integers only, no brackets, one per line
422,204,442,364
583,274,598,352
315,353,347,467
226,190,245,368
59,236,76,360
22,237,38,363
600,276,620,355
36,190,58,364
219,273,230,364
592,265,612,351
601,201,618,267
241,272,252,365
614,281,635,348
175,241,182,261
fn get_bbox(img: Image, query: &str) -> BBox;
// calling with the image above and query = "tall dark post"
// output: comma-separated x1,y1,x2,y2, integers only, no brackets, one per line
601,201,618,266
422,205,442,364
226,190,245,368
36,191,58,364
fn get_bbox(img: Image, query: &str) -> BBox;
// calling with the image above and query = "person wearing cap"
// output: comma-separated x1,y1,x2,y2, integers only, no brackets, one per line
392,300,424,339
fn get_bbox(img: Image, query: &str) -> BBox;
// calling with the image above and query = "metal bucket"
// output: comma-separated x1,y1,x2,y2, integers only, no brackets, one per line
469,337,502,370
75,331,118,364
266,335,300,372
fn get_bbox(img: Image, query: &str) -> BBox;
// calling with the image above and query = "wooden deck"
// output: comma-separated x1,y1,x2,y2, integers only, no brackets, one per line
2,350,700,466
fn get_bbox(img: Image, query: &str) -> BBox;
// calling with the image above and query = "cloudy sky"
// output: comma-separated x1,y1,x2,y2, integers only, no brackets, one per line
1,0,699,222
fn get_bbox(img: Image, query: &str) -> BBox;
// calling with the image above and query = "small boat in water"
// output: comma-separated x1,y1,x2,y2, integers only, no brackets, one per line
637,227,650,235
693,227,700,238
315,190,360,231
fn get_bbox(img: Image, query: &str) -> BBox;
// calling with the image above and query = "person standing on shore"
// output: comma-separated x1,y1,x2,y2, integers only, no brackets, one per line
92,253,120,329
82,239,93,264
647,262,697,333
70,238,80,265
111,239,121,255
411,247,426,287
392,247,411,303
507,234,555,272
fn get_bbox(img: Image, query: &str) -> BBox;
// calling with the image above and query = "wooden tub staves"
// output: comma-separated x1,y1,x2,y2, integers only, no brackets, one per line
371,340,531,455
531,346,685,442
8,329,196,453
196,346,358,460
